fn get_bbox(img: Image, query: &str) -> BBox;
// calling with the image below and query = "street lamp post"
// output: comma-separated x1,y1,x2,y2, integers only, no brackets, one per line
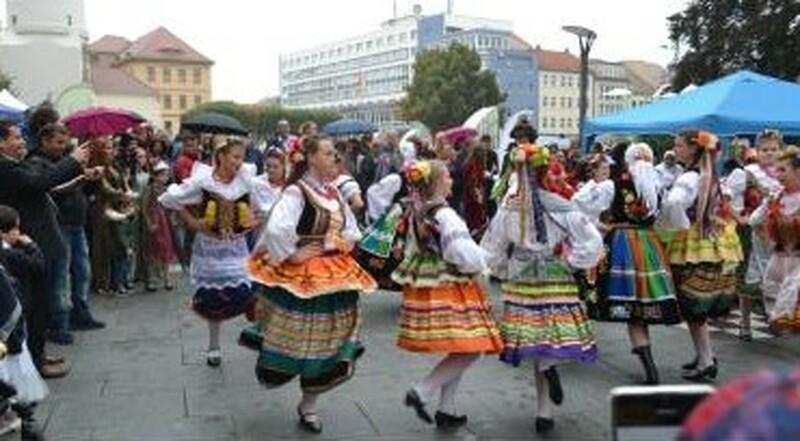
562,25,596,148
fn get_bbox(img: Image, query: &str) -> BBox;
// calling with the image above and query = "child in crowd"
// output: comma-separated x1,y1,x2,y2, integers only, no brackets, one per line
141,162,176,292
0,206,49,439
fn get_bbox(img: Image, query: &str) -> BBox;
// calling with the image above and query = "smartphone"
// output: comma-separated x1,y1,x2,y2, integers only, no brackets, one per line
610,384,715,441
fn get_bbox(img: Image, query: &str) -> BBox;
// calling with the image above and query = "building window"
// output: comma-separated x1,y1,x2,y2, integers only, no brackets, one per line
542,96,548,107
568,118,573,128
542,118,548,129
163,67,171,83
551,117,557,128
567,97,573,108
194,95,202,106
179,95,187,110
560,97,566,108
67,15,73,26
178,68,186,84
147,67,155,83
560,118,565,128
163,94,172,110
193,68,202,84
165,121,172,132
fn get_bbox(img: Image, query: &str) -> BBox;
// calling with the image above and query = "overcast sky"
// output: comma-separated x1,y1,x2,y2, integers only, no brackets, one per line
3,0,690,103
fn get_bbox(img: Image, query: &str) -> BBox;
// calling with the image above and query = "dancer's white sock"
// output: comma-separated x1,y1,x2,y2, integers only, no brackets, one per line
208,321,221,350
534,371,552,419
415,353,479,405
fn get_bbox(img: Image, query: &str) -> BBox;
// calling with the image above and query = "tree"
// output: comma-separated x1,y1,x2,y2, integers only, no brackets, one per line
401,43,504,132
668,0,800,89
182,102,340,141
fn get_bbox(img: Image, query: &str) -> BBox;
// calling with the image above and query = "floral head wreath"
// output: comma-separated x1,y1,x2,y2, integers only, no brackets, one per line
403,160,432,186
513,143,550,168
693,131,719,152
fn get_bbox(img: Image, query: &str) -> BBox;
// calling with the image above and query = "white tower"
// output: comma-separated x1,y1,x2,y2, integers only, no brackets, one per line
0,0,88,105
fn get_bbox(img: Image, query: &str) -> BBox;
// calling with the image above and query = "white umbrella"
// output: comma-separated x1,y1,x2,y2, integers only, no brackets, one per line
0,89,27,111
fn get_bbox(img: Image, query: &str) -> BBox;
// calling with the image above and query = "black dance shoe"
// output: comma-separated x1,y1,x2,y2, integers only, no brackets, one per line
543,367,564,405
434,411,468,430
535,417,555,433
682,363,718,383
404,389,433,424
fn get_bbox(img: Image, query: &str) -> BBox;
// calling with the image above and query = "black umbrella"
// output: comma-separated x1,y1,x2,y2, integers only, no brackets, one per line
182,112,248,135
322,118,377,136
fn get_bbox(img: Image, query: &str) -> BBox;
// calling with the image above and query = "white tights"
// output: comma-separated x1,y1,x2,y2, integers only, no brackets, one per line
414,353,480,415
208,321,221,350
533,360,555,419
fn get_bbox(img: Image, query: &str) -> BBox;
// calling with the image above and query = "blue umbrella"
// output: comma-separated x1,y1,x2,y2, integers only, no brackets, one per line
322,118,376,136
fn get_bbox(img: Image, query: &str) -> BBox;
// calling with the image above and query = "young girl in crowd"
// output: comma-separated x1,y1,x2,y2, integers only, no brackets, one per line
141,161,176,292
392,160,503,431
481,144,602,433
246,135,375,434
748,145,800,333
725,130,783,340
662,130,743,382
159,140,256,367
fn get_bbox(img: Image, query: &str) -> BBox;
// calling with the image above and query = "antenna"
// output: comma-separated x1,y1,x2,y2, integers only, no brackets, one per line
393,0,398,18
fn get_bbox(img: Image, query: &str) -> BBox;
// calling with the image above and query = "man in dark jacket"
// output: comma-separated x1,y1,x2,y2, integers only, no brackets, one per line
0,121,88,370
32,123,105,332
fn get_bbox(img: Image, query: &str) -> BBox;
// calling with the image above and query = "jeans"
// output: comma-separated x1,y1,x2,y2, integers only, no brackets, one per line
111,255,130,292
61,225,93,324
46,250,70,335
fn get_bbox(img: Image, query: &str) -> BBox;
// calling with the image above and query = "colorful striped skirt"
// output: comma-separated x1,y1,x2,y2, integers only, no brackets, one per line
249,286,363,394
669,224,743,321
499,259,597,367
397,281,503,354
590,227,681,325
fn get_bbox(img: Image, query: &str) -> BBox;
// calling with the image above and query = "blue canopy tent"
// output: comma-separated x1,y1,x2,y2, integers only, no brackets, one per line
0,104,25,123
584,70,800,147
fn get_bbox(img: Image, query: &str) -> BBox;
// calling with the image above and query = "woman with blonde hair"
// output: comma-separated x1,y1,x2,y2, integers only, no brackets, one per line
393,159,502,431
159,139,256,367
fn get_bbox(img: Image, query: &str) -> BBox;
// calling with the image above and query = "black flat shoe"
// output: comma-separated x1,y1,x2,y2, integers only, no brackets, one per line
435,411,468,430
297,407,322,434
682,363,718,383
535,417,555,433
543,367,564,405
682,357,718,371
404,389,433,424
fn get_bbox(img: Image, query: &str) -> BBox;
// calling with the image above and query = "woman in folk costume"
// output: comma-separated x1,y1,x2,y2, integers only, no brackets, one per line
571,152,614,229
159,140,256,367
585,143,681,385
481,144,602,433
662,130,743,382
724,130,783,341
250,148,287,227
392,160,503,431
246,135,376,434
748,146,800,334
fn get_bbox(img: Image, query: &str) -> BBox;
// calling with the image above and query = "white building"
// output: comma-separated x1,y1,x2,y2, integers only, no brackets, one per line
0,0,88,105
590,59,630,117
535,48,591,137
278,10,518,125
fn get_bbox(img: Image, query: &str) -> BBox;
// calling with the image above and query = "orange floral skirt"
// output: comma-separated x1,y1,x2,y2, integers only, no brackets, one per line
248,252,376,299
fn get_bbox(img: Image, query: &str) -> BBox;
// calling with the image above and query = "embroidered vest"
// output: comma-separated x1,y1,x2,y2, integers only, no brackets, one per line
295,180,346,249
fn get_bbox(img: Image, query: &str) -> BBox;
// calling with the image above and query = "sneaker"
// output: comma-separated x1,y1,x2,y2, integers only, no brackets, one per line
39,363,69,379
46,331,74,346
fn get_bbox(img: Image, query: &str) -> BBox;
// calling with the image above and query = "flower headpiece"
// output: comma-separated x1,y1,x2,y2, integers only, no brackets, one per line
403,160,432,185
513,143,550,168
694,131,719,152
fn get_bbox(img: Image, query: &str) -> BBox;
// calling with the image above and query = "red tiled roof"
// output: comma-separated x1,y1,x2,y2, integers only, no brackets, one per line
90,62,156,97
88,35,131,55
535,48,580,73
122,26,213,65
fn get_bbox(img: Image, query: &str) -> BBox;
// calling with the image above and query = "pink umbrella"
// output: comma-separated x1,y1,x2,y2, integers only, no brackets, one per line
436,126,478,145
63,107,145,138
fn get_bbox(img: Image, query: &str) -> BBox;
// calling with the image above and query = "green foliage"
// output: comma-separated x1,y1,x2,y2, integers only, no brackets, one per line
0,71,13,93
182,101,340,140
401,43,505,132
668,0,800,89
